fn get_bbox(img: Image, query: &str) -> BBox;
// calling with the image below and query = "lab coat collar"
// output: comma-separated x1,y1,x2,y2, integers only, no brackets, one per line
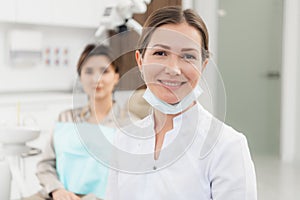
143,102,207,133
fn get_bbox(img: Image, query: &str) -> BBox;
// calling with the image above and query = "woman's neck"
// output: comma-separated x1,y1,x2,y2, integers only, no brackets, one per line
154,110,175,134
88,95,113,123
153,102,195,160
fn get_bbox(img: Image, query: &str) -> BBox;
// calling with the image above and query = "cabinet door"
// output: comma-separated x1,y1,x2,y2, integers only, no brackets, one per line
53,0,102,28
0,0,16,22
15,0,102,27
15,0,54,24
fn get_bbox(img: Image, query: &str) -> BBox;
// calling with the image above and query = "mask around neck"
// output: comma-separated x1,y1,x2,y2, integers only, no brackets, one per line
142,84,203,115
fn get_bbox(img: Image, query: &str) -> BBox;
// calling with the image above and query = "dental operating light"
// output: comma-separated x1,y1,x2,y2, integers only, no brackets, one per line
95,0,151,42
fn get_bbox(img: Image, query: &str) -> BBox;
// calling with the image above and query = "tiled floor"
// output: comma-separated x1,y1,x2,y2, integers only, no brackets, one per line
254,155,300,199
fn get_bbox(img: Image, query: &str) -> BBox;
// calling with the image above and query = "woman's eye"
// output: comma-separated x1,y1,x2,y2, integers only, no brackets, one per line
153,51,167,56
102,69,109,74
182,54,196,60
100,68,110,74
84,68,93,74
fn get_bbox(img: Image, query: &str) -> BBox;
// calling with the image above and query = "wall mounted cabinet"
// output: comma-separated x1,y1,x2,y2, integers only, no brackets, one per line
0,0,16,22
0,0,103,28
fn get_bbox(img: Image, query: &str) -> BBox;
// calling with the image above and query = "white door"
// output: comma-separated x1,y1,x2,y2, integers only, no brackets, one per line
217,0,282,155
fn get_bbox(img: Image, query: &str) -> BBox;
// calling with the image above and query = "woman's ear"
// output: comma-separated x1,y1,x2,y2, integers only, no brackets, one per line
201,59,209,73
114,72,120,84
135,50,143,71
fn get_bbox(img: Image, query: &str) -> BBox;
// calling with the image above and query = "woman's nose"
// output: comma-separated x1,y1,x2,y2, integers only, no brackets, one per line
164,54,181,75
92,74,100,82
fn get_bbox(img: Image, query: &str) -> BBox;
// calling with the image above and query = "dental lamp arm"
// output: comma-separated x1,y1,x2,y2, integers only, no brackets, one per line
95,0,151,42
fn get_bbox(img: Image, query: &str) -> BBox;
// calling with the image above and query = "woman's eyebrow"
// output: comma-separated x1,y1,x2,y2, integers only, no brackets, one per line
150,44,171,50
181,48,200,53
150,44,199,53
85,66,107,70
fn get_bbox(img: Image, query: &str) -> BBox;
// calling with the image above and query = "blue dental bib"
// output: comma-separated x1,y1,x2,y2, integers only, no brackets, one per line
53,122,115,199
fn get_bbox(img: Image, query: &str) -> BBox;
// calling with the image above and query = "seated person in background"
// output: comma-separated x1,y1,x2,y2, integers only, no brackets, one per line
25,44,128,200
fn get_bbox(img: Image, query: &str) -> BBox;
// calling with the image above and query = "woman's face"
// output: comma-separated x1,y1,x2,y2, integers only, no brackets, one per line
136,22,208,104
80,55,119,100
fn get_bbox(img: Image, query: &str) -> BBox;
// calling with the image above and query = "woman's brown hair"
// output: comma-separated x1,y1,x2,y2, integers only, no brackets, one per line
76,44,119,76
137,6,210,62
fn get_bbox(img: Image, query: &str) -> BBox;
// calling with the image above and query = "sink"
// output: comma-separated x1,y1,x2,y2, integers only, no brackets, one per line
0,126,40,144
0,126,40,155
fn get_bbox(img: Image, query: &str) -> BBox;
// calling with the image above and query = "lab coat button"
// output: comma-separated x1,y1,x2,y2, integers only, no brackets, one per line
153,166,157,170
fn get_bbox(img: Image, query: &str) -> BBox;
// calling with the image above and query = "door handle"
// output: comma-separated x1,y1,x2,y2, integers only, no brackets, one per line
266,71,280,79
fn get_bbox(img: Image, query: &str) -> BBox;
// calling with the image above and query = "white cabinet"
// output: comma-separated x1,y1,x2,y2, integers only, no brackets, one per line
15,0,54,25
0,0,16,22
1,0,103,28
52,0,102,28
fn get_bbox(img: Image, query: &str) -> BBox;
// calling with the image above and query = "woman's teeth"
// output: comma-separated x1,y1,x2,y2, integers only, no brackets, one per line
161,81,182,87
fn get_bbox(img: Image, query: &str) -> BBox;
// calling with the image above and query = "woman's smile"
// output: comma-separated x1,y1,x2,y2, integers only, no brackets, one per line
158,79,186,90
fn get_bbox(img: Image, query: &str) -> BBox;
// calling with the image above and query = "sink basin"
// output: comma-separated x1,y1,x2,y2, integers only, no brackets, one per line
0,126,40,144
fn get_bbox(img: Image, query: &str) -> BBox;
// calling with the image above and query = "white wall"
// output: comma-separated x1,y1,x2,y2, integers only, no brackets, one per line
280,0,300,163
297,64,300,162
296,11,300,161
193,0,221,118
193,0,300,163
0,23,96,93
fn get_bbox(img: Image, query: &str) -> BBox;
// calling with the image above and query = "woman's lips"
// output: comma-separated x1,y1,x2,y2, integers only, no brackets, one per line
95,87,102,91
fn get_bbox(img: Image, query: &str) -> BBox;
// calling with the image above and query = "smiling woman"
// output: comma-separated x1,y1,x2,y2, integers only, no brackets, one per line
105,6,257,200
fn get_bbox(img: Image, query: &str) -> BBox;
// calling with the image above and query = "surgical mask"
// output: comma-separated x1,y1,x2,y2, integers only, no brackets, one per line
143,84,203,115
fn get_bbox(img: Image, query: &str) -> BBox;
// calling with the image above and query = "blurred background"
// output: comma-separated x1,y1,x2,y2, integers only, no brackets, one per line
0,0,299,199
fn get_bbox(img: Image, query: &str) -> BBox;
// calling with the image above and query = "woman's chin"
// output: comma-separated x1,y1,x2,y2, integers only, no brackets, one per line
152,88,187,105
159,96,181,105
89,93,105,100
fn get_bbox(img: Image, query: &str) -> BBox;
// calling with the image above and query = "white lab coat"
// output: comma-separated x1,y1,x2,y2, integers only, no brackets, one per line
105,103,257,200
